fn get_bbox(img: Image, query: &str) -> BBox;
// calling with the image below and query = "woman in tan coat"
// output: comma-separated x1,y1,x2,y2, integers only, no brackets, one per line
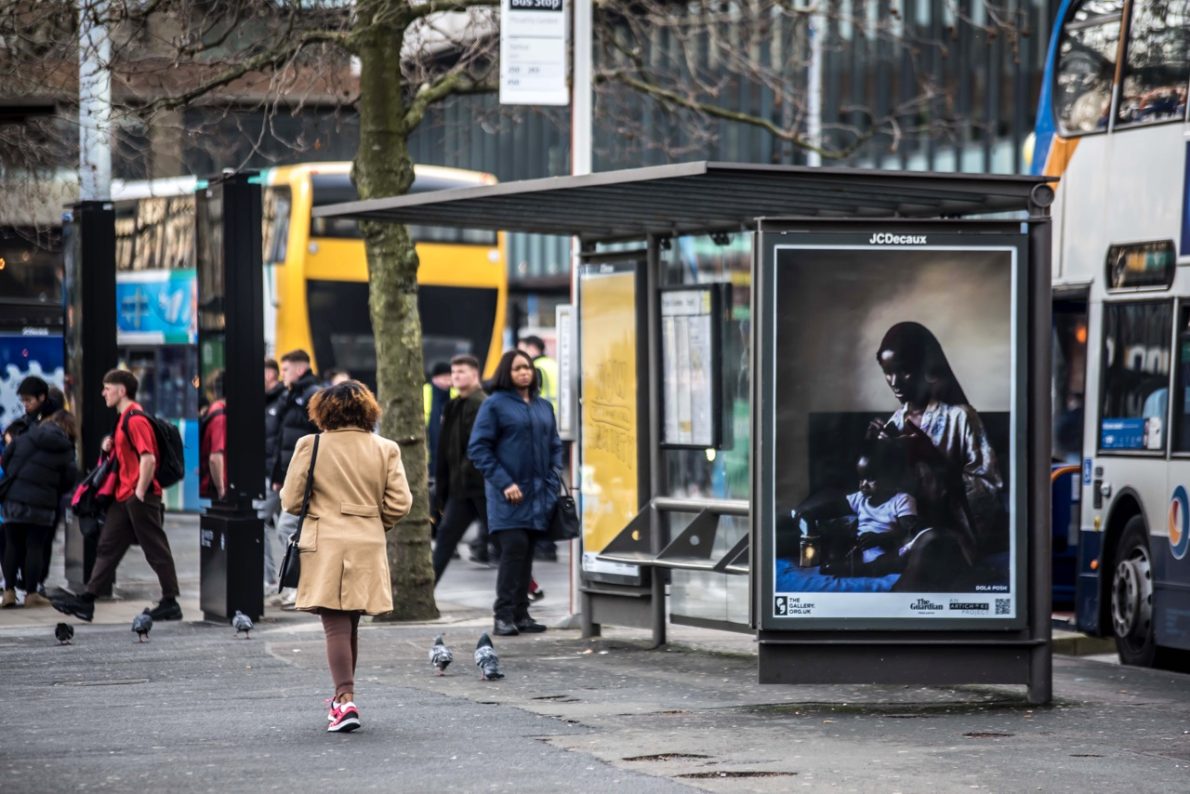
280,380,411,733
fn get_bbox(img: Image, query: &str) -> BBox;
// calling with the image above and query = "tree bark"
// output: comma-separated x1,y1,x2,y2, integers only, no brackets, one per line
352,0,438,621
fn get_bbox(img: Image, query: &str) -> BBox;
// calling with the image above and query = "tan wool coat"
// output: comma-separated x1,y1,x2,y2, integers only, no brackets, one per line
280,428,412,615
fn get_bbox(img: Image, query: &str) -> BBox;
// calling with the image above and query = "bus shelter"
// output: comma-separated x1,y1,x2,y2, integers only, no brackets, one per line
315,161,1056,703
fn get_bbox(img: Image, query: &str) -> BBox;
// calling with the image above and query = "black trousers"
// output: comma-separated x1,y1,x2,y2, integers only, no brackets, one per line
493,528,540,623
1,523,52,592
432,496,487,583
87,494,179,599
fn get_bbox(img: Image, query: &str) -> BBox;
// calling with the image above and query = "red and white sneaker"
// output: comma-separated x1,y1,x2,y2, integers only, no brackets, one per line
327,700,361,733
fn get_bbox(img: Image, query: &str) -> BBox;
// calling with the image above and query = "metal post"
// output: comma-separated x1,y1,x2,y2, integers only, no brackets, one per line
198,172,266,622
63,202,117,591
78,0,111,201
1028,205,1054,706
570,0,594,632
645,234,665,647
806,3,823,168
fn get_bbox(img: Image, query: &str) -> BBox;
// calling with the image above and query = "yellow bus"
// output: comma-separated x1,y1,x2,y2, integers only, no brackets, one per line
262,162,507,384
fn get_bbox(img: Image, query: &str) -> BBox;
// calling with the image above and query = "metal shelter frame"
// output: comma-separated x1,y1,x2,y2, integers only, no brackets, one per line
315,161,1056,703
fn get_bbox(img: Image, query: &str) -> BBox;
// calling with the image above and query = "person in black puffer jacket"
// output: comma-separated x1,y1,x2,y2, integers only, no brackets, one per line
0,410,78,608
270,351,321,603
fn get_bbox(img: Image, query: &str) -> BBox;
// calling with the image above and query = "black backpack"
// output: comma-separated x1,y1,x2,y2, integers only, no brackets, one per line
122,409,186,489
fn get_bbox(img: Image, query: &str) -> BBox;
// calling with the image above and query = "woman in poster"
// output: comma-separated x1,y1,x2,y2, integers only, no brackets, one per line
869,322,1007,591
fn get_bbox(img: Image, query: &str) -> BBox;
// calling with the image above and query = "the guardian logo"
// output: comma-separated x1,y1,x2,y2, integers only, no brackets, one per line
869,233,927,245
910,598,944,611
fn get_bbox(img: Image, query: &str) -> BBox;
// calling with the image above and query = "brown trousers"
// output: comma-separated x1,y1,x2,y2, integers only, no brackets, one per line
321,610,361,699
86,494,179,599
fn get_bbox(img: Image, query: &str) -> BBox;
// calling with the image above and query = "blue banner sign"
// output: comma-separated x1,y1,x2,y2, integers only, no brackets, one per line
1100,417,1147,450
116,269,196,345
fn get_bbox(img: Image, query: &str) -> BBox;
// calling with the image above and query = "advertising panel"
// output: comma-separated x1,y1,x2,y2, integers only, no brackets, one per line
0,332,65,434
116,269,197,345
757,223,1028,629
579,264,640,580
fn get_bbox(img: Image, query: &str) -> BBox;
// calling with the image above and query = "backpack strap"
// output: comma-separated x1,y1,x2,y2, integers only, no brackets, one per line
119,409,155,460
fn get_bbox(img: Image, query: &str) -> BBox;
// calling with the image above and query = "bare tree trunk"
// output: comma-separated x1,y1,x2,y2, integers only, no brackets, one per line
352,0,438,621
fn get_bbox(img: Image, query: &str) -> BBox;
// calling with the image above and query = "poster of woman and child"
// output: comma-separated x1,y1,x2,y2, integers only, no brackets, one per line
763,230,1025,625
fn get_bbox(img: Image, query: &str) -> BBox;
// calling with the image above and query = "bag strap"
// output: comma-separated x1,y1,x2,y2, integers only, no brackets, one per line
291,434,321,544
554,468,572,499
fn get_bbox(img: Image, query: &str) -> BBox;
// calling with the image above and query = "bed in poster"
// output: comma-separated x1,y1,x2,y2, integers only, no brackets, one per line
768,239,1022,623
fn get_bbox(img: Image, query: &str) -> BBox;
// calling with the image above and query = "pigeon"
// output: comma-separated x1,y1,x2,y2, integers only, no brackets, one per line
474,632,503,680
231,610,253,639
429,634,453,675
55,622,74,645
132,609,153,642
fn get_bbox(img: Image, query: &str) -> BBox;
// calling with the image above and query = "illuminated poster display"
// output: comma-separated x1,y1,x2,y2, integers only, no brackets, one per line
756,223,1028,629
579,264,640,580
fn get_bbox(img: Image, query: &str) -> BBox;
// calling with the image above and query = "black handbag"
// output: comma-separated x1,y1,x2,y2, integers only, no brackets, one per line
277,435,320,592
547,469,580,542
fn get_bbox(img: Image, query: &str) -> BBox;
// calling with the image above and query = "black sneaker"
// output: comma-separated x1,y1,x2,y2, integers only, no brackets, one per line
51,593,94,623
515,618,547,633
148,598,183,621
493,618,520,636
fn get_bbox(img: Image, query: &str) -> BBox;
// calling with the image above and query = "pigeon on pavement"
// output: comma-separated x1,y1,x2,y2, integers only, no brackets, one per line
132,609,153,642
55,622,74,645
232,610,254,639
474,632,503,680
429,634,453,675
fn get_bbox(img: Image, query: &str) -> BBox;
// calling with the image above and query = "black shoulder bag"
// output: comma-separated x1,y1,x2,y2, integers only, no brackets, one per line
277,435,320,592
547,469,580,542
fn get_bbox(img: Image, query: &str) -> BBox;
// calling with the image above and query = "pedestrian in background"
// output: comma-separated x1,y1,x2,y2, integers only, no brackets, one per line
423,361,452,480
517,336,561,563
280,380,411,733
257,358,285,588
432,354,489,581
0,376,62,597
467,349,562,636
199,372,227,502
0,410,77,607
52,369,181,623
270,349,321,606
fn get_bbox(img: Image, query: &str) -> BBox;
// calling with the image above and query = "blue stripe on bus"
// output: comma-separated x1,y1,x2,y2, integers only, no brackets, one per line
1031,0,1077,176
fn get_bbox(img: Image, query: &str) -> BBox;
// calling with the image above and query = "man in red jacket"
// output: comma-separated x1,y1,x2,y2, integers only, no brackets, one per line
52,369,181,623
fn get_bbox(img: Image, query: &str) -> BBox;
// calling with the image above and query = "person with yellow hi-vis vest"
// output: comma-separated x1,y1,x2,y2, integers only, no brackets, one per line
516,335,560,562
517,336,558,413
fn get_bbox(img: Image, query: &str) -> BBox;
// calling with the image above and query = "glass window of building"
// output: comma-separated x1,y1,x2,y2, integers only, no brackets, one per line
1055,0,1124,134
1116,0,1190,127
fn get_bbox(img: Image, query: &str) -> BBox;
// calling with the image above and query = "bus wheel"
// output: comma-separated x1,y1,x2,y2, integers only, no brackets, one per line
1110,516,1156,667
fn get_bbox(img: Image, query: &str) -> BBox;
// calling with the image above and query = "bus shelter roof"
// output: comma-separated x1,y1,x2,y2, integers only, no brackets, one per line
312,160,1053,241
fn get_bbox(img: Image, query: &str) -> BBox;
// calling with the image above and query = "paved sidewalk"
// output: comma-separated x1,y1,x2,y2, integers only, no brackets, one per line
3,514,1188,792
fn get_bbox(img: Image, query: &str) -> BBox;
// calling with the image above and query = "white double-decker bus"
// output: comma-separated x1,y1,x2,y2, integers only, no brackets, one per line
1032,0,1189,665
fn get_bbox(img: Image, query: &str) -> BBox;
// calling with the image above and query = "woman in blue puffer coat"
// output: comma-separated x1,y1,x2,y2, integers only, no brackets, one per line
468,349,562,636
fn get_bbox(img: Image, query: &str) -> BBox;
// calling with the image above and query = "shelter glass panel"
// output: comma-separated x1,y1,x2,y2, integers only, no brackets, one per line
660,232,753,626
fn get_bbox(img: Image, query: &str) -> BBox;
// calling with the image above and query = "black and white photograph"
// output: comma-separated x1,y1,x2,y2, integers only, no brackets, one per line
767,240,1021,622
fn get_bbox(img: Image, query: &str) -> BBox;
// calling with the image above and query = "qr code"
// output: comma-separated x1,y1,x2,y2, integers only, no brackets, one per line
995,598,1011,616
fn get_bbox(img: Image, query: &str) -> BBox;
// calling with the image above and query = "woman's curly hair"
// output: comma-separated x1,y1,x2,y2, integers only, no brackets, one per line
307,380,381,431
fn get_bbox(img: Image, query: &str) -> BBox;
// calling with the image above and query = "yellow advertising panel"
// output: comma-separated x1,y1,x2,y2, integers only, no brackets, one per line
579,269,639,560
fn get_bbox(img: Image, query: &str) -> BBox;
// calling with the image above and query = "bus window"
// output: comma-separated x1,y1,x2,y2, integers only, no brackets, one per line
1055,0,1124,134
1054,301,1089,463
1100,301,1172,452
1174,306,1190,451
263,187,291,266
1115,0,1190,127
